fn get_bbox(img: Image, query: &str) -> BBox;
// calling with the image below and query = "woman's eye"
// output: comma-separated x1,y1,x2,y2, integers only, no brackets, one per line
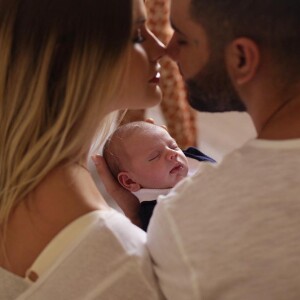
133,28,145,43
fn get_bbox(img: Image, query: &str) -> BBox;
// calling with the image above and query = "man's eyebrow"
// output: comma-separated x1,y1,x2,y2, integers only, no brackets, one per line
170,20,186,36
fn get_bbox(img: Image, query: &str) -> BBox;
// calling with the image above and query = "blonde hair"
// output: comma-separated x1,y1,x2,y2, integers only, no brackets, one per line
0,0,132,225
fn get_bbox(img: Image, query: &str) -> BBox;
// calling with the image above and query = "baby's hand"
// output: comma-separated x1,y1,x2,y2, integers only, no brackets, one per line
92,155,141,227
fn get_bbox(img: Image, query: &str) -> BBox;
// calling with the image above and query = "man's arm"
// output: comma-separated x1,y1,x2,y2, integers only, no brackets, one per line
147,200,200,300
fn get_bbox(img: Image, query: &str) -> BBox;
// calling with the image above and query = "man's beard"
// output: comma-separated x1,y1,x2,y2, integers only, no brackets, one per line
185,55,246,112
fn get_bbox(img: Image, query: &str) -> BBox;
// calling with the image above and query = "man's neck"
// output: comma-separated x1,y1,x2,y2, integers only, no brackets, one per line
257,94,300,140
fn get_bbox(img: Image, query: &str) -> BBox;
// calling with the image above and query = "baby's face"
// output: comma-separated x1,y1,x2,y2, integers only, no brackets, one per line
123,126,189,189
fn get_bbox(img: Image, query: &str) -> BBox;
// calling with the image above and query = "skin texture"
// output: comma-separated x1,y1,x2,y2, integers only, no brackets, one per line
1,0,165,277
167,0,300,140
167,0,245,112
117,125,189,191
116,0,165,111
95,0,300,226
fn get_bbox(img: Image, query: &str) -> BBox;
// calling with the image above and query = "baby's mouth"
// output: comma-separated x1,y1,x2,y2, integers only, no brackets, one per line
170,163,183,174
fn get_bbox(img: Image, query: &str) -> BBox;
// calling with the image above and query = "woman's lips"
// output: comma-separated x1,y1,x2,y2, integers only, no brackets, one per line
149,72,160,84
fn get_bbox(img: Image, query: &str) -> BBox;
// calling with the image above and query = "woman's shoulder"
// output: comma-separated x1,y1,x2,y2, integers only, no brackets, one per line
0,268,29,300
21,209,147,282
84,209,147,253
42,208,147,263
12,209,161,300
39,208,147,265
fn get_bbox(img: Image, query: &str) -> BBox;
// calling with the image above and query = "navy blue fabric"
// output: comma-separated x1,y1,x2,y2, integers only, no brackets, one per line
183,147,216,163
139,200,157,232
139,148,215,231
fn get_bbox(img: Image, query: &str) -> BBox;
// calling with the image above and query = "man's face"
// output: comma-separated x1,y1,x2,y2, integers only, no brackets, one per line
168,0,246,112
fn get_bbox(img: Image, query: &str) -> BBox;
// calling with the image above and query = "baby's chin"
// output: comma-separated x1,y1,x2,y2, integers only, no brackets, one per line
166,172,189,189
173,173,188,186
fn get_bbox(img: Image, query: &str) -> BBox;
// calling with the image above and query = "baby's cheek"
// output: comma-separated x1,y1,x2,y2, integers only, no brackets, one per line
153,171,169,186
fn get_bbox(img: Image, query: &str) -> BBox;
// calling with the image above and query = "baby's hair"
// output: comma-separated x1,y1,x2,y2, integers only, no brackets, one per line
103,121,161,179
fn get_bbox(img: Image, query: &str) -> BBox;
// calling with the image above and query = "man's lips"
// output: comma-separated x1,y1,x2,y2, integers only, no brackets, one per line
149,72,160,84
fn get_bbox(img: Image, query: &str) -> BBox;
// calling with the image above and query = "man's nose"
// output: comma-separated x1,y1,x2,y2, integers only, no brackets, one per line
166,34,179,61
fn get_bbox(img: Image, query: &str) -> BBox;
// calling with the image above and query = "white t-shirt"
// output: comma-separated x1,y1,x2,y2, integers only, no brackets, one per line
148,138,300,300
0,209,163,300
132,157,204,203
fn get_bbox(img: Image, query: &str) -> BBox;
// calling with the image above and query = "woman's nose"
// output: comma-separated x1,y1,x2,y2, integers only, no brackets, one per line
148,31,166,62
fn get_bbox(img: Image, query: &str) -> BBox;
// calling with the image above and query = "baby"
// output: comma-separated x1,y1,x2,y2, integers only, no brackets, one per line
103,121,215,231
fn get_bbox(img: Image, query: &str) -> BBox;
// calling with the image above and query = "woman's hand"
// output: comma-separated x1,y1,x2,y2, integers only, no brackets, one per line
92,155,141,227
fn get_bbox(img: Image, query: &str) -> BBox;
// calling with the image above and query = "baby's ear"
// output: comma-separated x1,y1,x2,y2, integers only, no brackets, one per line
118,172,141,192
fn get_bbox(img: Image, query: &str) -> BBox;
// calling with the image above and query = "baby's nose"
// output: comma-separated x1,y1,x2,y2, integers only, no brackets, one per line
167,150,178,160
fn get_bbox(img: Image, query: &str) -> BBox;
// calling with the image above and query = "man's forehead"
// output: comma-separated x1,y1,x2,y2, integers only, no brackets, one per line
170,0,205,38
170,0,191,22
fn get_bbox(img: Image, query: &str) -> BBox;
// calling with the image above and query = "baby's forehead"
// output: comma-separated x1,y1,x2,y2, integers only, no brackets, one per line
129,127,176,151
113,123,176,157
136,125,171,139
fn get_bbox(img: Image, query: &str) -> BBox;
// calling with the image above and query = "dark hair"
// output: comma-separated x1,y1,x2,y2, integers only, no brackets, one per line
190,0,300,79
1,0,132,94
2,0,131,53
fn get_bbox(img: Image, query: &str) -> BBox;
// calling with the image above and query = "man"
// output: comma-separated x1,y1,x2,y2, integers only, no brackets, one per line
147,0,300,299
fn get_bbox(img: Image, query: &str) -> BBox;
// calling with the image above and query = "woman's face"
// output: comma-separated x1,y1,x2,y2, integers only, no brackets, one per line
116,0,165,111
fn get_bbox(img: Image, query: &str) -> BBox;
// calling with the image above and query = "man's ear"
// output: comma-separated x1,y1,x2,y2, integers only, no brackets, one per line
226,37,260,85
118,172,141,192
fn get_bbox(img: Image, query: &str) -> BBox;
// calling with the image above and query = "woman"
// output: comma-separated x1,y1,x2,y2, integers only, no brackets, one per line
0,0,165,298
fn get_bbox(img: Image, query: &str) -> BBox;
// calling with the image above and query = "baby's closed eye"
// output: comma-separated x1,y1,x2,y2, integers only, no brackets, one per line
148,152,160,161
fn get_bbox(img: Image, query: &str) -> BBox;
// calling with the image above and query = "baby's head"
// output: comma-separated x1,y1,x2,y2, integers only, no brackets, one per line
103,121,189,192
